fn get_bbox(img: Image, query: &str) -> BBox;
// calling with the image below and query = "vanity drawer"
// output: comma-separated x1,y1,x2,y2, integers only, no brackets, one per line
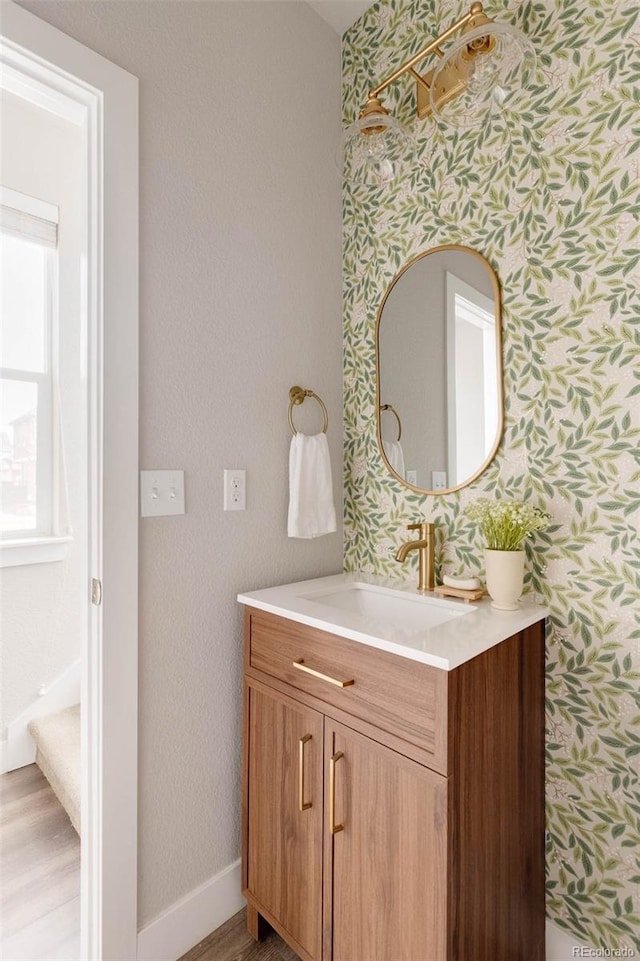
247,609,448,773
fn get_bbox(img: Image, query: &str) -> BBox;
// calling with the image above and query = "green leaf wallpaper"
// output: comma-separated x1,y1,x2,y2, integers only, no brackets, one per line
342,0,640,950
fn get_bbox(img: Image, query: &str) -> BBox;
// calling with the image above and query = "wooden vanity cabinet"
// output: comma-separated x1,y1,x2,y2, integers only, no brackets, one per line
241,607,545,961
326,720,448,961
245,684,324,960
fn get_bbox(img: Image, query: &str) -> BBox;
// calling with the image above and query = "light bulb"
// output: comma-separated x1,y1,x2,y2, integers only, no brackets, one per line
430,22,535,130
337,110,416,187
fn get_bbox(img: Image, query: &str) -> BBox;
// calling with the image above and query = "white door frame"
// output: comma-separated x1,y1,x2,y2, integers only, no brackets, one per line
1,4,139,959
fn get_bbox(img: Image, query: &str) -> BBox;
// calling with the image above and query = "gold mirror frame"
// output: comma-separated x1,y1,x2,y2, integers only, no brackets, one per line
375,244,504,496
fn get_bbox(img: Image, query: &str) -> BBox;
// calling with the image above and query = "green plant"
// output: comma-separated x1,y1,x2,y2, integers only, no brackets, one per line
466,498,551,551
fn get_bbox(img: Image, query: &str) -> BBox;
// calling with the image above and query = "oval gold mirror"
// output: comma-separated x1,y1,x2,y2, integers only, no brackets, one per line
376,245,503,495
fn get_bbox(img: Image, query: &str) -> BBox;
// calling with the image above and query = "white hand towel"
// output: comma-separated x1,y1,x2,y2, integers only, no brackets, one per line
288,432,337,538
382,439,405,479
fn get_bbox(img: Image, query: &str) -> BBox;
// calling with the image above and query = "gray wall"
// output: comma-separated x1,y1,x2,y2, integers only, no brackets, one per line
15,0,343,926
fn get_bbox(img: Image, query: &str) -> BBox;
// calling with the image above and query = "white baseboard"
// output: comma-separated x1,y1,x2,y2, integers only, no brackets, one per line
546,918,588,959
135,878,594,961
136,859,245,961
2,659,80,774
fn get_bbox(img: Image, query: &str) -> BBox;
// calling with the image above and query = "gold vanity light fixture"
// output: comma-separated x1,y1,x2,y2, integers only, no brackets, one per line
340,1,535,186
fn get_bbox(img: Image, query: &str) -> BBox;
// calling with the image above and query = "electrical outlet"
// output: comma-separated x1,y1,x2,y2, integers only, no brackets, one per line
406,469,418,486
224,469,246,510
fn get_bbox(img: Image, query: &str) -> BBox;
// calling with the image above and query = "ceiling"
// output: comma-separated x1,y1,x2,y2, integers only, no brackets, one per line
307,1,372,36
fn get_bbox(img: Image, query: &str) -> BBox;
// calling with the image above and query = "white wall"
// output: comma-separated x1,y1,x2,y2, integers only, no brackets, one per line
14,0,343,927
0,91,84,736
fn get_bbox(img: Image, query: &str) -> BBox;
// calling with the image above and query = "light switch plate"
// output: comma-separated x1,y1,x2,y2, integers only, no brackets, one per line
140,470,185,517
431,470,447,491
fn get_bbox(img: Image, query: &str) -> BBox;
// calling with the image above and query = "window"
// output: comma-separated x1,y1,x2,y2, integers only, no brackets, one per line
1,186,63,556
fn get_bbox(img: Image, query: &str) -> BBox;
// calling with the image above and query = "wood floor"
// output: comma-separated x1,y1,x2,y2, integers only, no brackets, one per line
179,910,299,961
0,763,80,961
0,765,294,961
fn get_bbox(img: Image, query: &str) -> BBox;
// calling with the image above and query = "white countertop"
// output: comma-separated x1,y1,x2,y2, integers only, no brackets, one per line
238,571,547,671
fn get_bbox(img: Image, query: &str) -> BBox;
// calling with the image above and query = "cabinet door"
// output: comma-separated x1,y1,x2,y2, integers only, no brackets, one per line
246,682,323,961
326,721,448,961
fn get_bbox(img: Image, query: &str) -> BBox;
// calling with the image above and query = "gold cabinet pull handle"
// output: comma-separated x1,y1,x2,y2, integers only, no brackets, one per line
293,659,355,689
298,734,312,812
329,750,344,835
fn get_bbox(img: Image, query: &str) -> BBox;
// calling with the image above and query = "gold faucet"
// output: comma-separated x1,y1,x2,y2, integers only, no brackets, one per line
395,522,435,592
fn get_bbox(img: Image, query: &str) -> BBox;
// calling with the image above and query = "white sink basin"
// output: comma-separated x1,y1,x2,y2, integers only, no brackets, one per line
299,582,473,632
239,572,547,671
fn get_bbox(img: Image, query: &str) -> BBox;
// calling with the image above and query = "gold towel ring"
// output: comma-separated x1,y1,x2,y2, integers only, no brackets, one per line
289,386,328,435
380,404,402,442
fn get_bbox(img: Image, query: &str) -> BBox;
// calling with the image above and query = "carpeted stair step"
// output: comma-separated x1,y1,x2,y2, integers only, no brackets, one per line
28,704,80,835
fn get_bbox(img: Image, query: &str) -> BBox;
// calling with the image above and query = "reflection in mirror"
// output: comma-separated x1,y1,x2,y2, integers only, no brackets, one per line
376,246,503,495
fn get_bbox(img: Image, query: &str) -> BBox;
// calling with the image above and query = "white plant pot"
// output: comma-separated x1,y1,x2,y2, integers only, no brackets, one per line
484,549,525,611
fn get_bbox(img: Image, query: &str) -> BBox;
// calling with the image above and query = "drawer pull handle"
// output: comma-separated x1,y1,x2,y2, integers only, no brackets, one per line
329,751,344,835
293,659,355,689
299,734,312,812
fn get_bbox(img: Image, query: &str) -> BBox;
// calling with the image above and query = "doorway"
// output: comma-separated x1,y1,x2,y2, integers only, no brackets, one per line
1,91,85,960
0,3,138,958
